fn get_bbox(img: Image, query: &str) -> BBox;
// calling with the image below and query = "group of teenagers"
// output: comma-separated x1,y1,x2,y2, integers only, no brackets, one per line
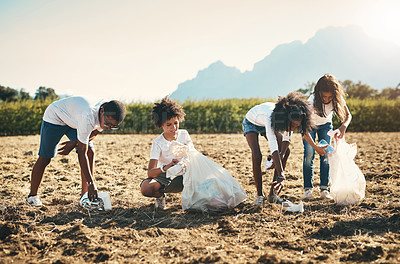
26,73,351,210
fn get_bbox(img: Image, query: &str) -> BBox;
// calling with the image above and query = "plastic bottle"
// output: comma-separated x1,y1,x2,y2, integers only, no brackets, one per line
318,139,334,155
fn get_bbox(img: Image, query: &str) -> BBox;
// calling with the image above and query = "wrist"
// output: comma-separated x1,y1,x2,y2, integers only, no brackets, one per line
160,165,166,173
277,175,286,181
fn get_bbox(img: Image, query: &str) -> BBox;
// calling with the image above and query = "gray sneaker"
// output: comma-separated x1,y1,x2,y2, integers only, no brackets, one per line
155,194,166,210
268,193,284,204
254,195,266,207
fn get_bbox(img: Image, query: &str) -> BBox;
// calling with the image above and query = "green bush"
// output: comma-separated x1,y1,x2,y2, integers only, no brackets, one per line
0,100,51,136
1,98,399,136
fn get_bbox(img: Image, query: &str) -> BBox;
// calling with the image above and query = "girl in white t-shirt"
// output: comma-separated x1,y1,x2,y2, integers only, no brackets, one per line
302,74,352,199
242,92,316,207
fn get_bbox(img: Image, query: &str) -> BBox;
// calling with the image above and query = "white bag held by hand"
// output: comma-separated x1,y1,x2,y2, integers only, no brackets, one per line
328,136,366,205
168,141,247,211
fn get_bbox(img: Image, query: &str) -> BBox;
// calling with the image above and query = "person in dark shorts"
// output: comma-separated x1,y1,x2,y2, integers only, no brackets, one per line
26,96,126,206
140,97,192,210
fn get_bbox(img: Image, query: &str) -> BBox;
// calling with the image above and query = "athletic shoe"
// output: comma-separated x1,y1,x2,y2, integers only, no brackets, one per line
268,193,283,204
254,195,266,207
26,195,43,206
303,189,313,199
320,190,333,200
155,194,166,210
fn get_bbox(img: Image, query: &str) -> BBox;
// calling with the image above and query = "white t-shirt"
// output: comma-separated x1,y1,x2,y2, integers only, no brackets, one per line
149,129,194,168
43,96,104,144
308,95,347,126
245,102,283,153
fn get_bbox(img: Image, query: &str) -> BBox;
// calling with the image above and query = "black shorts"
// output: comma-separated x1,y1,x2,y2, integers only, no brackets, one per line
140,173,183,193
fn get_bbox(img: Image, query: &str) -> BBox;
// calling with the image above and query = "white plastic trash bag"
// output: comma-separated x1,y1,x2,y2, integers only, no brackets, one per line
182,149,248,211
168,141,247,211
328,136,366,205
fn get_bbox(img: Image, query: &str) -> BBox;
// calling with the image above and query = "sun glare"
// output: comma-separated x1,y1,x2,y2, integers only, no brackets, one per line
361,2,400,45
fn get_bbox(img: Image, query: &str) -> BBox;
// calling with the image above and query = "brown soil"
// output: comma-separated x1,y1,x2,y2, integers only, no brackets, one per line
0,133,399,263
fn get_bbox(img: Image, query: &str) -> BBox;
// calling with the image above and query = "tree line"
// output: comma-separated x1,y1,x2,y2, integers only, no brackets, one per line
1,79,399,103
0,86,58,102
297,80,400,100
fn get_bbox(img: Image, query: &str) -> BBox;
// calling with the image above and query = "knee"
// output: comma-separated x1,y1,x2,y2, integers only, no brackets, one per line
320,155,329,164
140,183,156,197
303,152,314,165
87,147,95,159
37,157,51,167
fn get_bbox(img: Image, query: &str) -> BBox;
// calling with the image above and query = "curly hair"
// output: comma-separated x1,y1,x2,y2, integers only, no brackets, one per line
313,74,347,121
151,96,186,128
271,91,313,134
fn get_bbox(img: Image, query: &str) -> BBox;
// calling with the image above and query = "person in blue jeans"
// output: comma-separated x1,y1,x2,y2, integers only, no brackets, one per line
302,74,352,199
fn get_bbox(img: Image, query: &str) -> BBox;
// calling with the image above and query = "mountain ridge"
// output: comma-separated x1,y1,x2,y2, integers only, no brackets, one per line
171,25,400,101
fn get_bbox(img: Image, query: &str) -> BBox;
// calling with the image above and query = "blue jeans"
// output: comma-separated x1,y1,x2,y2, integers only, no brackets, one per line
302,122,332,190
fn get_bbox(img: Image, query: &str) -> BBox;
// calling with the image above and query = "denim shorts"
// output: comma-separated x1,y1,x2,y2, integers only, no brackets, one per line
242,117,266,136
140,173,184,193
38,121,94,159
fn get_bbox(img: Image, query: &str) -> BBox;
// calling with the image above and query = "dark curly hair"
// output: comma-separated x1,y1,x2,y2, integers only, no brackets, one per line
271,92,313,135
151,96,186,128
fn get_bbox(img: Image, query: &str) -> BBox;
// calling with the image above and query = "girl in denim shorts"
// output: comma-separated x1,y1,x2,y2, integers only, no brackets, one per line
243,92,315,207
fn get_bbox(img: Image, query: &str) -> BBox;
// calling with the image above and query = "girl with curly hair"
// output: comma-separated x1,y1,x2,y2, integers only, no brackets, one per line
302,74,352,200
242,92,325,207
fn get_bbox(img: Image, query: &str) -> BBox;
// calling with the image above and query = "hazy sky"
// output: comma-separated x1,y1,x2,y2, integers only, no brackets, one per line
1,0,399,102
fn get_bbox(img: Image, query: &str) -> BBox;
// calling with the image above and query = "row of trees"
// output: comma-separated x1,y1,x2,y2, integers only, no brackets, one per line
1,79,399,103
0,86,58,102
298,80,400,100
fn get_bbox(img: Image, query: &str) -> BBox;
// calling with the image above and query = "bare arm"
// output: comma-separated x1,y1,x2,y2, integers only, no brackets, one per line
147,159,178,178
58,130,100,155
304,133,328,156
89,129,100,141
280,140,290,160
338,105,352,138
77,141,97,201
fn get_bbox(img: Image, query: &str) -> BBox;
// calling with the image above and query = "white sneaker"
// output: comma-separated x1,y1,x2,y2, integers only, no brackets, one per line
155,195,166,210
26,195,43,206
320,190,333,200
304,189,313,199
254,195,265,207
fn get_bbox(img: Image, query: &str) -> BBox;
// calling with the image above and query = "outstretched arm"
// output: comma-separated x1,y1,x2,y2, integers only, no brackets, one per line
338,105,352,138
77,141,97,201
303,133,328,156
58,130,101,156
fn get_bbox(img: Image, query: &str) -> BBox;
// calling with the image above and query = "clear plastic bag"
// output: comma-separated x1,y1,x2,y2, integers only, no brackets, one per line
328,136,366,205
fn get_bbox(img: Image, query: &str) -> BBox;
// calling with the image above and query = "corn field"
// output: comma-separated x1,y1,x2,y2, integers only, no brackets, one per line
1,98,399,136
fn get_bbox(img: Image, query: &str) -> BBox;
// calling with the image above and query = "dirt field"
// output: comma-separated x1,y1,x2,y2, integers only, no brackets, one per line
1,132,399,263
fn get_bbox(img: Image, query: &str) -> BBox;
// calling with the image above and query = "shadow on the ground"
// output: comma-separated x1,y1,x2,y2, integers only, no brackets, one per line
310,213,400,240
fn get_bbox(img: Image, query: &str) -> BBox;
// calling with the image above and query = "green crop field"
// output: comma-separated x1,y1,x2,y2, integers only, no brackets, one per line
1,98,399,136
